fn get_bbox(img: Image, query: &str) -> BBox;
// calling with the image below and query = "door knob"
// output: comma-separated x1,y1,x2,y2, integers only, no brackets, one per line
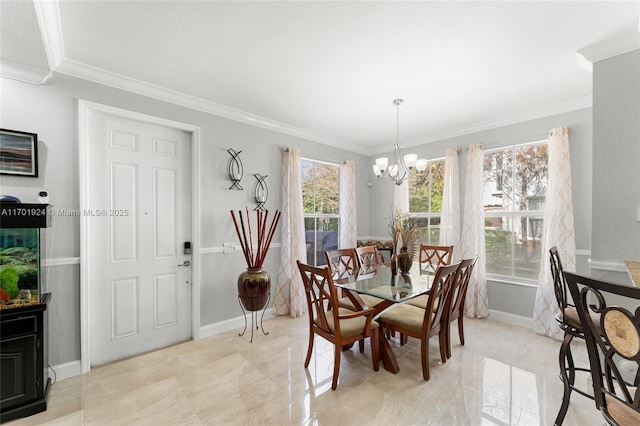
178,260,191,267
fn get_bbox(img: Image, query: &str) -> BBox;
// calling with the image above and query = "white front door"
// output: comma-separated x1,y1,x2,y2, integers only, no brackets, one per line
86,111,192,366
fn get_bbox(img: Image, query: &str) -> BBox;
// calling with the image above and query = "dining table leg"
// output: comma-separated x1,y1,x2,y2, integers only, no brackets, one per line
379,332,399,373
344,292,401,373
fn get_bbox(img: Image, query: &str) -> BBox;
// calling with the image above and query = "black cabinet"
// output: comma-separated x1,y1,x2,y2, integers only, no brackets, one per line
0,293,50,422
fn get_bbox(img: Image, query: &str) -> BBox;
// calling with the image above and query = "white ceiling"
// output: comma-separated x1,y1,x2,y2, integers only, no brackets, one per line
1,1,639,154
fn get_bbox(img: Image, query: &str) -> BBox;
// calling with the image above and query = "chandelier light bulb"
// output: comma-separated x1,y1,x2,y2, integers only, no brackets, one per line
404,153,417,168
415,158,428,172
375,157,389,172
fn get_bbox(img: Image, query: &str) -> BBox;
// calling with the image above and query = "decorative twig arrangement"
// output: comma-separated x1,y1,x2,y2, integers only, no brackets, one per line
230,208,281,269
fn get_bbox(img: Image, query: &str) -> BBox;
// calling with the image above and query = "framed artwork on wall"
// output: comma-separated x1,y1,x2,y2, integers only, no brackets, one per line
0,128,38,177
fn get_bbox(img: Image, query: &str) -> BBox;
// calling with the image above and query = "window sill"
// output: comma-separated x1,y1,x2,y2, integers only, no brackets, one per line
486,274,539,289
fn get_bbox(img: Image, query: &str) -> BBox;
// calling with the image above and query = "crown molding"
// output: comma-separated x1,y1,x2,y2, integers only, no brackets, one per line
33,0,65,70
56,58,368,154
0,60,52,85
370,95,593,155
578,33,640,63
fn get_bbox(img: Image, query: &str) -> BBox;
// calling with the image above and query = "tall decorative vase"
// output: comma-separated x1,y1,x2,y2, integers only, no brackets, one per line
237,268,271,311
391,247,413,275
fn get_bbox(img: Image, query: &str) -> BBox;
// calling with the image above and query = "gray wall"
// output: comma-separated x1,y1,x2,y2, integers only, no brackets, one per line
3,46,634,367
591,49,640,283
368,107,593,318
0,74,371,365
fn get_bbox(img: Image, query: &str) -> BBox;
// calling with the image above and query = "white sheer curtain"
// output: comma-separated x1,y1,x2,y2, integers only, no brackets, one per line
533,126,575,339
439,147,461,260
339,160,357,248
273,147,306,318
393,181,409,213
461,144,489,318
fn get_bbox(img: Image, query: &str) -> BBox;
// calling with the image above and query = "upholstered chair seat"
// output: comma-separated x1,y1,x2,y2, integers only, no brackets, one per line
323,308,380,339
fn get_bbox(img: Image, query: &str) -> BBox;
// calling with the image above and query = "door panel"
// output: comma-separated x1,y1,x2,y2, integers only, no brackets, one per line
154,273,178,329
88,112,192,366
154,167,177,259
111,163,138,262
111,277,139,339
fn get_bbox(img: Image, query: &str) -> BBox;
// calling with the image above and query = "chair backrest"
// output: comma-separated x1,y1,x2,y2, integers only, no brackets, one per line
325,248,358,275
447,257,478,321
424,262,461,334
564,271,640,426
419,245,454,274
356,246,382,268
297,261,340,337
549,246,571,315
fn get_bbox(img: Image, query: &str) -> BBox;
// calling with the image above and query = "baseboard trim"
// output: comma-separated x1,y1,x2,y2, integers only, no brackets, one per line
488,309,533,329
49,360,82,382
198,310,278,339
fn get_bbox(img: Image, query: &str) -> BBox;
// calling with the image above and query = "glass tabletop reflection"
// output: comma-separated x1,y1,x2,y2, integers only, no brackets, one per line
332,263,433,303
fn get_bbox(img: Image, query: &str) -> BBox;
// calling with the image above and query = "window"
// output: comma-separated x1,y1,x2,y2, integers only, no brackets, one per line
483,142,548,281
301,159,340,266
408,159,445,244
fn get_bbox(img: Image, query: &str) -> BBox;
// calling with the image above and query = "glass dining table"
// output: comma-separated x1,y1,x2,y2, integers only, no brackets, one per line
332,262,434,373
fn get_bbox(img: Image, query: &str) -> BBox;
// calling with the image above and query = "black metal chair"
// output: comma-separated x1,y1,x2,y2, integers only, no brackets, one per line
564,271,640,426
549,246,597,425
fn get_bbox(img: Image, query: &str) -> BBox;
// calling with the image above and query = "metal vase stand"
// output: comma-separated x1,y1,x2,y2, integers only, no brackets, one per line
238,293,270,343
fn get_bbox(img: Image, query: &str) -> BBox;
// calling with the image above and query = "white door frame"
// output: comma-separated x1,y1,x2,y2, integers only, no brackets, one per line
78,100,201,373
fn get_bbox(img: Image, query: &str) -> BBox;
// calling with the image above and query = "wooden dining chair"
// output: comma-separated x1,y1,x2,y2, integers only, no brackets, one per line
418,244,454,275
356,245,384,267
550,246,598,425
325,248,359,275
296,261,379,390
407,245,454,310
377,262,460,381
443,256,478,358
564,271,640,426
330,246,385,352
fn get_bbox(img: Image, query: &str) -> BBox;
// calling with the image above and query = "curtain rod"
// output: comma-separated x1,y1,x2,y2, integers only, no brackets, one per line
466,132,551,152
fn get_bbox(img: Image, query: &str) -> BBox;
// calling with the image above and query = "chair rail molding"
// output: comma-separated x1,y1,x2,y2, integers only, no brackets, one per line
587,259,628,273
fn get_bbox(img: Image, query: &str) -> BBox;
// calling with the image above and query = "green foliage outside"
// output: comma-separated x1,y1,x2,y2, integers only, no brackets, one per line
301,161,339,214
409,161,444,214
485,228,541,280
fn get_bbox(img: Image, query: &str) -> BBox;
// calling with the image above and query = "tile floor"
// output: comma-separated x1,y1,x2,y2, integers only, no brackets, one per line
9,316,601,425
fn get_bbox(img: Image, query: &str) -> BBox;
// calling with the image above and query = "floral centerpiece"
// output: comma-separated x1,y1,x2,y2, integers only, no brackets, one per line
387,208,421,274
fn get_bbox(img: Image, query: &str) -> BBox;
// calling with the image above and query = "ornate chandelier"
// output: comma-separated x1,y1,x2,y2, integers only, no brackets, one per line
372,99,427,186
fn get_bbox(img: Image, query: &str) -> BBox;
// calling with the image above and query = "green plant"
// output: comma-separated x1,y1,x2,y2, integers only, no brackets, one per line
0,267,20,298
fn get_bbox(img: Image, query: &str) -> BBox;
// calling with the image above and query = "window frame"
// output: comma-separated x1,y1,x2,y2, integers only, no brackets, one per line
407,157,445,246
301,157,341,267
483,140,548,284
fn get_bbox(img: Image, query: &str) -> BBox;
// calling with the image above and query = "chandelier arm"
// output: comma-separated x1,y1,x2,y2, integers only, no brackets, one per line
373,98,426,186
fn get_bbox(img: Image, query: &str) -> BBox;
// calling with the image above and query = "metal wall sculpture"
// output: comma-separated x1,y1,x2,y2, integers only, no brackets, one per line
227,148,243,190
254,174,268,210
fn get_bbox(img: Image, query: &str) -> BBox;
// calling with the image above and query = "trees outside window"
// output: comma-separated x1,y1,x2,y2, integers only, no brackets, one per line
483,143,548,280
301,159,340,266
408,159,445,244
